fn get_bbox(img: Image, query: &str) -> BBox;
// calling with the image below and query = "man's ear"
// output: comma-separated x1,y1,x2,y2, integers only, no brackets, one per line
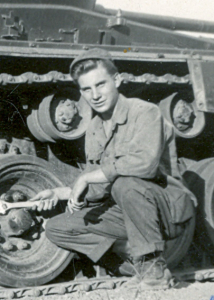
114,73,122,88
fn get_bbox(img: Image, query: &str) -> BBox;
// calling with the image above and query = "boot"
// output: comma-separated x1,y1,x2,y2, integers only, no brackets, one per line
124,253,173,289
98,251,136,277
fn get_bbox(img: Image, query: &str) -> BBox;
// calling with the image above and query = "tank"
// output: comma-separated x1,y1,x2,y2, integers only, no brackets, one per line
0,0,213,292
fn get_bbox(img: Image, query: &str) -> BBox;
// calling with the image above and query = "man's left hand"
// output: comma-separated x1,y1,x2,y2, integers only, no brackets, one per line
68,174,88,211
67,169,109,213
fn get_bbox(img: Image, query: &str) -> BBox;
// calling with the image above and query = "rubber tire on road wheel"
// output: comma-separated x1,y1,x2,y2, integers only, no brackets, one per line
0,155,74,287
164,213,195,269
183,158,214,257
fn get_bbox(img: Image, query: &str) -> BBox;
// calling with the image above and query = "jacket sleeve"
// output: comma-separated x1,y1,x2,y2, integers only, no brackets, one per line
101,104,165,182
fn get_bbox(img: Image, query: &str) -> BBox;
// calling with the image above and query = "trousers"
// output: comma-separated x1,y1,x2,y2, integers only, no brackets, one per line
46,176,192,262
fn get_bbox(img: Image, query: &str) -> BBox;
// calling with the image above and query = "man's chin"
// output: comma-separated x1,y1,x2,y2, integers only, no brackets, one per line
93,106,108,113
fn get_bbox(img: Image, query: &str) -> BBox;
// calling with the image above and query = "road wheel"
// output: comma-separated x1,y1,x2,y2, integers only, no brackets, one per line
164,214,195,269
0,155,74,287
183,158,214,256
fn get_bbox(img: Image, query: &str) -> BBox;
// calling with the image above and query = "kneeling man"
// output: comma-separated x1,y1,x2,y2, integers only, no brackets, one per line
32,48,195,289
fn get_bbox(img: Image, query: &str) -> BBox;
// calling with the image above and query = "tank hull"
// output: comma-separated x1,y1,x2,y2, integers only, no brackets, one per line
0,0,213,290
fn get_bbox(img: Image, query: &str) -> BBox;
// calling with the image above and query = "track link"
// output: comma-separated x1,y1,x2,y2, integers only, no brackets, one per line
0,277,128,299
0,267,214,299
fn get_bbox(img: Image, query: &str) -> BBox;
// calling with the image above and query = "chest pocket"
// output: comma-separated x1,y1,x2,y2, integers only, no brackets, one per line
113,121,135,158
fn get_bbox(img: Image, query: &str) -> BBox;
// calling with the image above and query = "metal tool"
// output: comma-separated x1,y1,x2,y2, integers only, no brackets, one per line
0,200,41,215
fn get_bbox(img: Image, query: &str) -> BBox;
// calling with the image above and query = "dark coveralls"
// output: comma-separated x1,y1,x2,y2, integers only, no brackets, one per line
46,94,196,262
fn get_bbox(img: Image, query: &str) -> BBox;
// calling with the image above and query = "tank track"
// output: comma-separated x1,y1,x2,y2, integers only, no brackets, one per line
0,267,214,299
0,71,190,86
0,277,129,299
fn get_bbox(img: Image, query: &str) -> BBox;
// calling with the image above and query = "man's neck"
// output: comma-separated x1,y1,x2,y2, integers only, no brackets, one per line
100,107,114,121
100,96,119,121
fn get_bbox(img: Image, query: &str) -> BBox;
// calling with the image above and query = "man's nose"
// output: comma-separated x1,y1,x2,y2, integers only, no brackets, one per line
92,88,100,100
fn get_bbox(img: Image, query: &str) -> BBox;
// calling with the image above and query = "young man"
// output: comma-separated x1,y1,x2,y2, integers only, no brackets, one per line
32,48,195,289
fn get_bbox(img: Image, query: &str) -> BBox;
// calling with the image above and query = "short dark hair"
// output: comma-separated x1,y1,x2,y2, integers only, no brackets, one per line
71,59,118,84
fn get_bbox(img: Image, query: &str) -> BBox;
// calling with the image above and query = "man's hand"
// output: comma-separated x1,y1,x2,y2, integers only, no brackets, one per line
30,187,73,212
30,189,59,212
68,175,88,212
67,169,109,212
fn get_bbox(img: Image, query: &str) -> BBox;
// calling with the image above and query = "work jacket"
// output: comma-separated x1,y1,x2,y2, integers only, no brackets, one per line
84,94,196,224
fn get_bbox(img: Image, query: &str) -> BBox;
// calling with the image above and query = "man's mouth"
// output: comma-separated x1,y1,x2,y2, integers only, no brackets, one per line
93,100,106,107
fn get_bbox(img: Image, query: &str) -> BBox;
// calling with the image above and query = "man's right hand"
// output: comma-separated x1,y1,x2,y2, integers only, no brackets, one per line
30,189,59,212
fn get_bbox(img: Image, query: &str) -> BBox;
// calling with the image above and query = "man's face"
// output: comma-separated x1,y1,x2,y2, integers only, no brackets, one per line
78,64,121,118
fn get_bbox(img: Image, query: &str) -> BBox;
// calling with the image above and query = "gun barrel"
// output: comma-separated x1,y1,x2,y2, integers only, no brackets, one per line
96,6,214,34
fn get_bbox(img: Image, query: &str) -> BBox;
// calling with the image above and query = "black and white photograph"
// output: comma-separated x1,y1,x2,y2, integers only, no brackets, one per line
0,0,213,299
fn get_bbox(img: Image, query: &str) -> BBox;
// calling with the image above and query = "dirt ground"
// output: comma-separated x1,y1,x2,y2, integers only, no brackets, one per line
22,281,214,300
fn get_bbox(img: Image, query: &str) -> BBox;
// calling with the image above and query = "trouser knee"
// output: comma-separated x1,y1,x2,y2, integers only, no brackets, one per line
111,177,137,207
111,176,157,209
112,176,133,193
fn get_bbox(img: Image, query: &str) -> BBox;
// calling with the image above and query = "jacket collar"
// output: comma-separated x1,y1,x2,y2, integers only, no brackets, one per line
111,93,128,126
